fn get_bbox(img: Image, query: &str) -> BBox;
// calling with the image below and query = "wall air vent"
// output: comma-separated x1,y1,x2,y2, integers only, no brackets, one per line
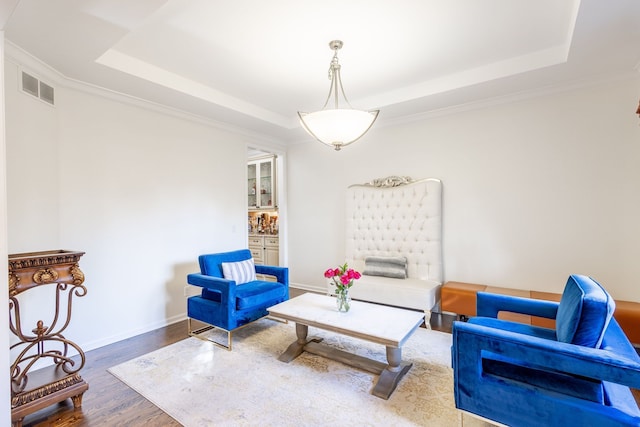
39,81,55,105
20,70,55,106
21,71,38,97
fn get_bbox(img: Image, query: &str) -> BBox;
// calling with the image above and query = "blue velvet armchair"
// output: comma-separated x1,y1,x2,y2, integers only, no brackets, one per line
187,249,289,350
452,275,640,427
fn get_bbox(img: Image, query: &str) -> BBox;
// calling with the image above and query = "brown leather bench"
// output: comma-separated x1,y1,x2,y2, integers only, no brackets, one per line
442,281,640,345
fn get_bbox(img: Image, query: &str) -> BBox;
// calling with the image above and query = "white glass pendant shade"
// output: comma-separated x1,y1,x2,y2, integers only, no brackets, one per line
298,40,379,151
298,109,379,151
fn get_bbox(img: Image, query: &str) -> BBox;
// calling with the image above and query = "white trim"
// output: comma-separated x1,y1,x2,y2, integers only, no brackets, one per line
290,282,325,293
4,41,286,148
288,70,640,147
0,30,13,427
379,71,640,129
81,314,187,353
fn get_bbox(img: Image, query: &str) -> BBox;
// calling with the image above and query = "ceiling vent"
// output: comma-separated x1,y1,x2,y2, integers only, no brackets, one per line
21,71,55,106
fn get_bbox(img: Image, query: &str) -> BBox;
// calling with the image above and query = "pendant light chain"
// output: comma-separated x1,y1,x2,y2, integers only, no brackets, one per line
321,41,354,111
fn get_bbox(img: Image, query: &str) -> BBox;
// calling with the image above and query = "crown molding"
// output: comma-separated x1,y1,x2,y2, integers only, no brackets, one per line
4,41,286,148
286,70,640,148
378,71,640,130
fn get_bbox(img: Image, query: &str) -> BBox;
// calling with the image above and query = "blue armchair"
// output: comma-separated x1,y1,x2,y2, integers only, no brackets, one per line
187,249,289,350
452,274,640,427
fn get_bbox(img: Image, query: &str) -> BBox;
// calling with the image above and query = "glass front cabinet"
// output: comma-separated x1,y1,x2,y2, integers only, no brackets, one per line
248,155,276,210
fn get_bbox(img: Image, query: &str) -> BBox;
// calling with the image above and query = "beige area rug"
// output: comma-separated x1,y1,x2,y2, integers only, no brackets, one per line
108,319,493,427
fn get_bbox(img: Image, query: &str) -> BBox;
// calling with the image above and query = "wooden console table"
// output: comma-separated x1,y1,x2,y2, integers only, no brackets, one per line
8,250,89,427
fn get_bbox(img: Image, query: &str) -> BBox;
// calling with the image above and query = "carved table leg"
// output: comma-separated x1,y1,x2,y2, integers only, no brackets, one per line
372,346,413,400
278,323,323,363
71,392,84,409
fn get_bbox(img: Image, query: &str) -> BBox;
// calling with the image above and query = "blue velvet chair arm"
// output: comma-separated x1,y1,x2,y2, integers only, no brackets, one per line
453,320,640,389
477,291,559,319
254,264,289,285
187,273,237,305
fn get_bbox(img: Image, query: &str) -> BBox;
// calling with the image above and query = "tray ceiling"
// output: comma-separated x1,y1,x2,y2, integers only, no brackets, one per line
4,0,640,143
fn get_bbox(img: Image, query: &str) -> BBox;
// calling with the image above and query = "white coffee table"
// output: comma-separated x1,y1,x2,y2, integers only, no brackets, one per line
268,293,425,399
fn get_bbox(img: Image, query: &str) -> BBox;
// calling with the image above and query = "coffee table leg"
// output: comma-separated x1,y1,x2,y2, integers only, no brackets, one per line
372,346,412,400
295,323,308,343
278,323,309,363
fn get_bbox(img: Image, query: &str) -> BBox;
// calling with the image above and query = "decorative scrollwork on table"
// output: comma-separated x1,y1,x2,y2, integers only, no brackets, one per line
11,373,84,408
32,268,59,284
9,272,19,297
70,263,85,286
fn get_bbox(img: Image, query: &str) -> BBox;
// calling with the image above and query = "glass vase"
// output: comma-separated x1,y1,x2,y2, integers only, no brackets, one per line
336,289,351,312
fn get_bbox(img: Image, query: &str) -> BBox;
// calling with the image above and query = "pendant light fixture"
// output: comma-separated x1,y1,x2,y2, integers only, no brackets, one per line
298,40,379,151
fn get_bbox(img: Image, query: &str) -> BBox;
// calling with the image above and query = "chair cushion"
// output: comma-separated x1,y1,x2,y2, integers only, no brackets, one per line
556,275,616,348
222,258,257,285
235,280,286,310
198,280,287,312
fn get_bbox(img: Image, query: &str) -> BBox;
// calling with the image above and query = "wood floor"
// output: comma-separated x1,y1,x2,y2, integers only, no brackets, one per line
20,320,188,427
16,288,638,426
20,289,314,426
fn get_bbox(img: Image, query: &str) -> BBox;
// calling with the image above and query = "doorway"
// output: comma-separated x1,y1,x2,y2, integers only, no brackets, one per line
247,147,286,267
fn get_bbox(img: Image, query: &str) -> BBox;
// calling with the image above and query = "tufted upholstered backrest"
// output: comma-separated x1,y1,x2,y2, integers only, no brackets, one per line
345,177,443,283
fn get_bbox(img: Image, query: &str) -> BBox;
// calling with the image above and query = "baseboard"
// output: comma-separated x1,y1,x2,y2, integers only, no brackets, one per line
290,282,325,293
81,313,187,353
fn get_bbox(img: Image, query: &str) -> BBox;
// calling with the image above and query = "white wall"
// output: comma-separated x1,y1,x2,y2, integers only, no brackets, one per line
0,30,12,427
287,75,640,302
4,56,254,352
4,46,640,367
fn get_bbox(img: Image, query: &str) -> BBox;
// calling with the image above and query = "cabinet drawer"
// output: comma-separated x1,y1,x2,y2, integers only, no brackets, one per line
248,236,263,246
264,237,279,247
249,248,263,260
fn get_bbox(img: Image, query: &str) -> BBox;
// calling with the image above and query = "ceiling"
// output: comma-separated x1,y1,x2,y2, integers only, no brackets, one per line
3,0,640,145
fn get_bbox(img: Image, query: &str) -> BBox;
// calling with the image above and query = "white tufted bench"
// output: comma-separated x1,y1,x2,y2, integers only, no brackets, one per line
328,177,443,324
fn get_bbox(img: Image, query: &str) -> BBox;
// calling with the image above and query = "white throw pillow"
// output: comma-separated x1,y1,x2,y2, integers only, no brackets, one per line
221,258,257,285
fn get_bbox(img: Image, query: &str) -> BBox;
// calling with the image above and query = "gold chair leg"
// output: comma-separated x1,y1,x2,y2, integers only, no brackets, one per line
188,318,233,350
187,316,286,351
